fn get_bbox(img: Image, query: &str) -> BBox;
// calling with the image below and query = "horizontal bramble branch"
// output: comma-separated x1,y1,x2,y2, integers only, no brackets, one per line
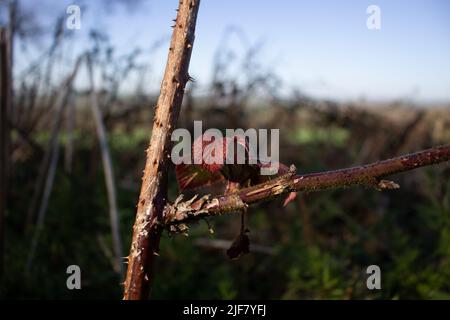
163,144,450,230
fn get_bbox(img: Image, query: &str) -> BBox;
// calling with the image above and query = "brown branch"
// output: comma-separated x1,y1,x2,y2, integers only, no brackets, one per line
0,26,12,276
164,145,450,227
123,0,201,300
87,54,124,277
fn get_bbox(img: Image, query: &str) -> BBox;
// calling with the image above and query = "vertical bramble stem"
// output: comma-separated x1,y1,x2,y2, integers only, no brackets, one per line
26,56,84,271
87,54,124,277
123,0,201,300
0,27,12,276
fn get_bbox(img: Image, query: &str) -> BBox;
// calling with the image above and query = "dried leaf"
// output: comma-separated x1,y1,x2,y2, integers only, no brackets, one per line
175,163,226,191
226,232,250,260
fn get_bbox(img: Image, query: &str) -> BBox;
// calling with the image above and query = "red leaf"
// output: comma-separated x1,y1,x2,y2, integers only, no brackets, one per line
175,133,299,206
192,133,226,173
175,163,225,191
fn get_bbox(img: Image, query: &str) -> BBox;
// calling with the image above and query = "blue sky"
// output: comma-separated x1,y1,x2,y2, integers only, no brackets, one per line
19,0,450,103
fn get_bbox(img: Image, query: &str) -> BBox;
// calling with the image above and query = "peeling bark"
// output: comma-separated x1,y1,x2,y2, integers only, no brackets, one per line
165,145,450,226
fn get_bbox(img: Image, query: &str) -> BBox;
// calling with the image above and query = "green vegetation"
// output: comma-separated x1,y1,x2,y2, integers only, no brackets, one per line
3,110,449,299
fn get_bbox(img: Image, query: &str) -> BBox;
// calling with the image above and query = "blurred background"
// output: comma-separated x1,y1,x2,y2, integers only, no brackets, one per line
0,0,449,299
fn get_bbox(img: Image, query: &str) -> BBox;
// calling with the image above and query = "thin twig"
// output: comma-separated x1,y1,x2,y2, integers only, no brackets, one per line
24,56,82,231
0,26,12,276
87,54,124,277
194,238,275,255
64,94,75,173
26,55,84,271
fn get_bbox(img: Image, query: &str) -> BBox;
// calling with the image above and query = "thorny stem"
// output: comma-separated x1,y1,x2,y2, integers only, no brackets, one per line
164,145,450,226
123,0,201,300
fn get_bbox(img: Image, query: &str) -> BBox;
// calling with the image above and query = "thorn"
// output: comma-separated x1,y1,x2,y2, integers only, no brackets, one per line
289,164,297,174
185,194,198,205
173,194,184,206
283,191,297,207
153,251,160,256
187,74,196,82
204,219,214,234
